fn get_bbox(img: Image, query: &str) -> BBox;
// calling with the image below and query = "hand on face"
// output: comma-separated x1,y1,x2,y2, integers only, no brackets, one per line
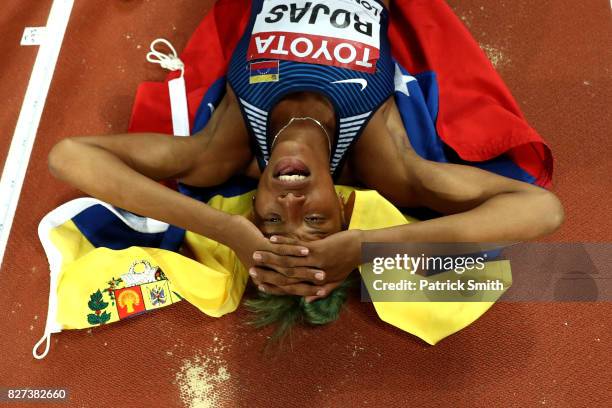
249,230,363,302
248,119,358,300
227,215,311,275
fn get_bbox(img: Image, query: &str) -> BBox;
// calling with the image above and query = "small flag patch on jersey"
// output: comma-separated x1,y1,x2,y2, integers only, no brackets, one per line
249,60,279,84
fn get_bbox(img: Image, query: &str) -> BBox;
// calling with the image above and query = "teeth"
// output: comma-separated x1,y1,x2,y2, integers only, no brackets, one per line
278,174,306,181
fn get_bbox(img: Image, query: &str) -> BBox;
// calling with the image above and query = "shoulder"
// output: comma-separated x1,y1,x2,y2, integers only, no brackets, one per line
177,86,253,186
345,97,423,207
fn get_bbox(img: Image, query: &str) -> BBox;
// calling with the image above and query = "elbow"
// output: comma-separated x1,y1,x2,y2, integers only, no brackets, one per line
48,138,78,180
537,190,565,236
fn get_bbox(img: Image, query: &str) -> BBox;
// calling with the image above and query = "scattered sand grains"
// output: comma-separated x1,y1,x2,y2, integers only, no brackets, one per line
480,44,510,68
174,336,233,408
175,355,231,408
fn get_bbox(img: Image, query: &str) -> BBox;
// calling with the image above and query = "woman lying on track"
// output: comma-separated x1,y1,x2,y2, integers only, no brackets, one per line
48,0,563,317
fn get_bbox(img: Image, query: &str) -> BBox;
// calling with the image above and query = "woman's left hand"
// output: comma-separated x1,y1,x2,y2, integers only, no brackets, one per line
250,229,363,301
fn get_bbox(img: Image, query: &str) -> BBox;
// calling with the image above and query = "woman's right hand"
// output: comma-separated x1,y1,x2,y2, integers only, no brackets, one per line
225,215,310,275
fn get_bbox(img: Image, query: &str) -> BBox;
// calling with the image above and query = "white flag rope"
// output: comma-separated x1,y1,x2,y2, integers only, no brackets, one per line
146,38,191,137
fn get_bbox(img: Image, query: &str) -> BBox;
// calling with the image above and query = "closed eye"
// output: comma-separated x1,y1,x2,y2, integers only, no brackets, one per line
264,214,282,224
304,215,325,224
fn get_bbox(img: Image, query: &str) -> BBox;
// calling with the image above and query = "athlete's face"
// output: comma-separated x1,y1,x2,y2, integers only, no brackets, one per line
253,129,345,240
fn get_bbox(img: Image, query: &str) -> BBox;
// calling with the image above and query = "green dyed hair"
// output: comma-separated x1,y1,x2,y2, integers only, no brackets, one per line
244,278,354,341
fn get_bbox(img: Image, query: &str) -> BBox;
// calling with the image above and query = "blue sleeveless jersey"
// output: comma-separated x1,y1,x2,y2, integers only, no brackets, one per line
227,0,395,176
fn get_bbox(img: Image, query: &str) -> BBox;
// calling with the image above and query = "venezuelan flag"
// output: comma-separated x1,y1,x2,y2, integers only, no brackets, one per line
249,60,279,84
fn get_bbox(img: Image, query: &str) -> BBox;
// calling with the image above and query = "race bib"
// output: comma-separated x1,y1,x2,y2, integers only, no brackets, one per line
247,0,383,73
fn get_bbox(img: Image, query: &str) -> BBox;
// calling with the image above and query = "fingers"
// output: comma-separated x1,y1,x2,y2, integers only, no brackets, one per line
269,235,298,245
253,284,286,296
256,282,326,297
270,243,310,257
250,266,325,283
264,236,309,256
249,267,301,287
251,236,320,278
250,270,345,300
249,262,327,297
253,251,305,270
305,281,344,303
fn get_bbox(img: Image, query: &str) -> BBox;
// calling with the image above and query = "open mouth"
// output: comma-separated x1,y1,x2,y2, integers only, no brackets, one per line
273,158,311,182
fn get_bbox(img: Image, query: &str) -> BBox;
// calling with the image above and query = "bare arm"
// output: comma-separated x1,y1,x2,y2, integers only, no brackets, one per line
48,89,252,246
361,159,564,244
358,101,564,245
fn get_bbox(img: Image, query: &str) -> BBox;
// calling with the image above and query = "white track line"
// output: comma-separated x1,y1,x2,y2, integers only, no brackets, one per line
0,0,74,271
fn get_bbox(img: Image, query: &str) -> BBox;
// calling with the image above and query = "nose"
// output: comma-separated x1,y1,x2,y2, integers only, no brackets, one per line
277,192,305,207
277,192,306,222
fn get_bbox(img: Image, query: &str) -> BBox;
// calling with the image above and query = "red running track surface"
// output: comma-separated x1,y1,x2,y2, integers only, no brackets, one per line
0,1,610,407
